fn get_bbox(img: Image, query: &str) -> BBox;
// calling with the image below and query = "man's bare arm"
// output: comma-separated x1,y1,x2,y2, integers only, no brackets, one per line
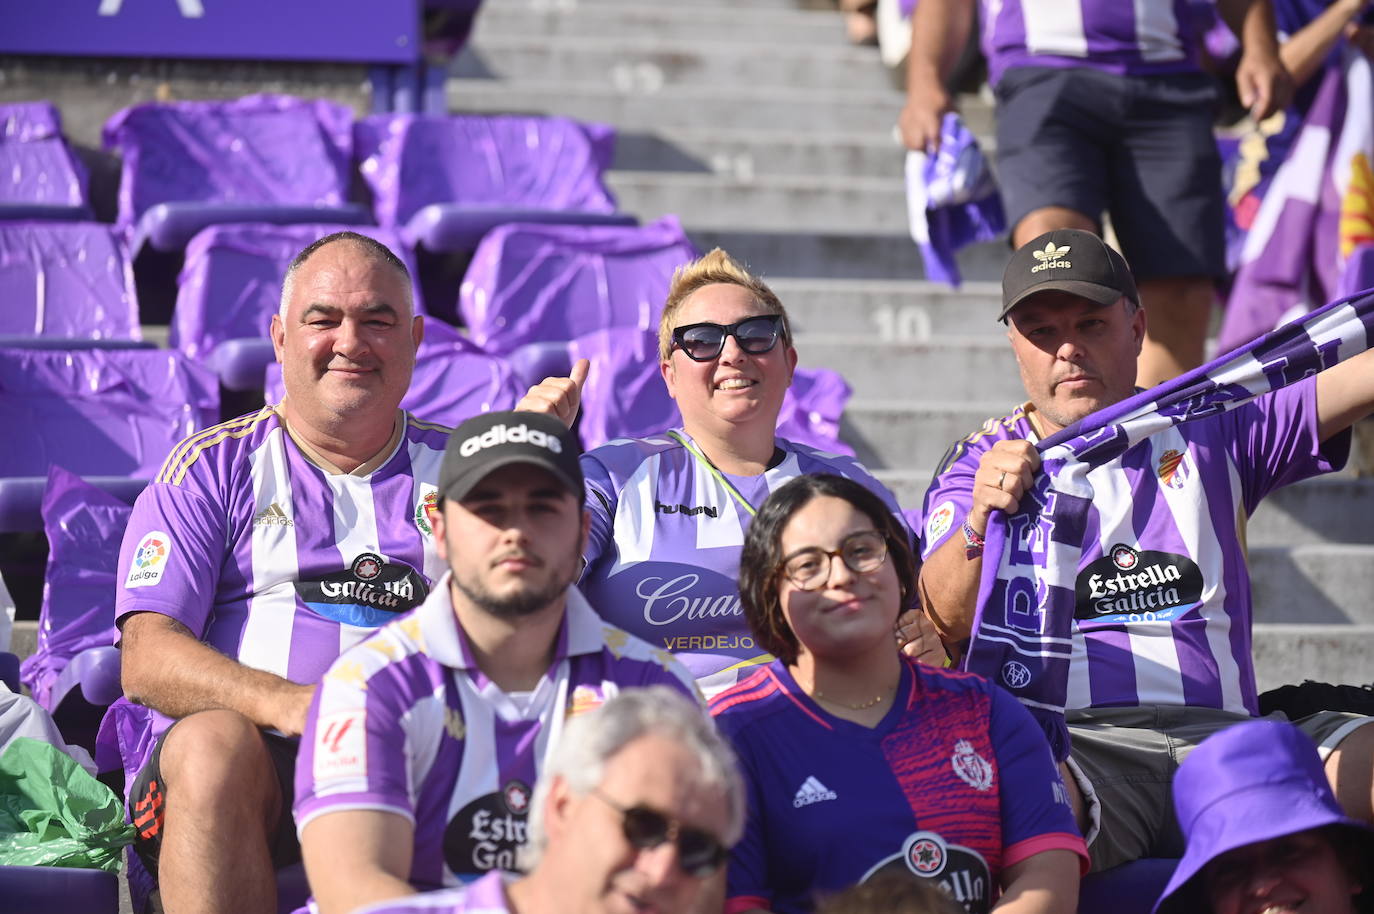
301,810,415,914
120,611,315,736
917,440,1041,642
898,0,976,152
1316,346,1374,442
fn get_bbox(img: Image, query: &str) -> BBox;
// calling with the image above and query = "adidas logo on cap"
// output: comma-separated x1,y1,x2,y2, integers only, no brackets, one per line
458,422,563,458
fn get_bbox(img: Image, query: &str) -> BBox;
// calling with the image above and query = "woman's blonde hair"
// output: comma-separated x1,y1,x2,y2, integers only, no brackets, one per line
657,248,792,362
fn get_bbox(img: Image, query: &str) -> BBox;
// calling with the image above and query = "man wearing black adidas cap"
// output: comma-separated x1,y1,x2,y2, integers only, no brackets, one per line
910,229,1374,872
293,411,697,914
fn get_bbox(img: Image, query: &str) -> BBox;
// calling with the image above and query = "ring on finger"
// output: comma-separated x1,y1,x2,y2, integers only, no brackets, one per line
997,471,1007,490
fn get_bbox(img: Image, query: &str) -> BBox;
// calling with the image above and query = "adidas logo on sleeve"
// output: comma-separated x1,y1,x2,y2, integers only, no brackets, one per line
792,775,838,808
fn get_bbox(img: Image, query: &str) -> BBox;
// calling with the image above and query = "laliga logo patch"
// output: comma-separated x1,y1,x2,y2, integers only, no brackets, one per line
126,531,172,588
1156,449,1190,490
925,500,955,544
459,423,562,458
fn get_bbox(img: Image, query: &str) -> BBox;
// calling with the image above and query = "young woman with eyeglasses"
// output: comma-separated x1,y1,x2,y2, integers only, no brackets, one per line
710,474,1086,914
517,248,941,699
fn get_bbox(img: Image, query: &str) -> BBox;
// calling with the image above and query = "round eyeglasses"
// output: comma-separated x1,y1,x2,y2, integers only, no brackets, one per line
670,314,783,362
589,788,728,878
779,529,889,590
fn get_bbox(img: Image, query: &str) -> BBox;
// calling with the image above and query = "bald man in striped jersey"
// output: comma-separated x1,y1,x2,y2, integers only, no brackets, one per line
113,231,446,914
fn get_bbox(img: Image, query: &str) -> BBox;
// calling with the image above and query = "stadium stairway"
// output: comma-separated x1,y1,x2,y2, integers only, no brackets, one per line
452,0,1374,690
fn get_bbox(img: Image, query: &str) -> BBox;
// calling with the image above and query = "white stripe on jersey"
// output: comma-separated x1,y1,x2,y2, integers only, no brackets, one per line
693,452,746,551
1135,0,1183,62
1153,430,1245,713
332,473,387,655
405,436,448,585
399,687,448,807
610,453,661,569
241,427,299,677
1023,0,1087,59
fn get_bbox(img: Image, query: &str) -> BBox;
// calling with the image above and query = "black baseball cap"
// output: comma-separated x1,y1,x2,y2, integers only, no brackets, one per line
438,411,584,503
999,228,1139,320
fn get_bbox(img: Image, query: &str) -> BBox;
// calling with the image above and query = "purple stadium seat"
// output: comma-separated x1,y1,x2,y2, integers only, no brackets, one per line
103,95,370,254
264,320,522,427
0,865,118,914
571,326,854,454
18,468,135,755
0,348,217,479
0,102,90,220
356,113,632,251
0,222,140,341
172,222,425,387
458,216,698,354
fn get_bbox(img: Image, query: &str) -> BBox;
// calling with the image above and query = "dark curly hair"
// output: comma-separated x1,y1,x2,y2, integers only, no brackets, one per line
738,474,917,666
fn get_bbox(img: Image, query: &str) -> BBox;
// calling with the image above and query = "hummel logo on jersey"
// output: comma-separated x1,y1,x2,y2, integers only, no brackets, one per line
792,776,838,808
655,500,718,518
253,502,294,527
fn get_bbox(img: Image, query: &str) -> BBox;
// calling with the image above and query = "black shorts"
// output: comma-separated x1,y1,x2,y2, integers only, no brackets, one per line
994,66,1227,283
129,722,302,876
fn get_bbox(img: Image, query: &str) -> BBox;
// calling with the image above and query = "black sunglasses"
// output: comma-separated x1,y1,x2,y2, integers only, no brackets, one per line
670,315,783,362
590,788,728,877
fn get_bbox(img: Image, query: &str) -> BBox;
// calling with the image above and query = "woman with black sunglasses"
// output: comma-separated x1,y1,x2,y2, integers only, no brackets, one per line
711,475,1086,914
517,248,939,699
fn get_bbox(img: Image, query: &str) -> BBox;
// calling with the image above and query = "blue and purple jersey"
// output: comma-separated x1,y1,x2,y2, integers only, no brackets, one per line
579,429,911,696
710,657,1085,914
981,0,1204,86
920,378,1347,714
114,407,450,775
294,575,697,895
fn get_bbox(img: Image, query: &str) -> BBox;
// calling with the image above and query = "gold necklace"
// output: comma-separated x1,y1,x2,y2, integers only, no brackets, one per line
813,684,893,711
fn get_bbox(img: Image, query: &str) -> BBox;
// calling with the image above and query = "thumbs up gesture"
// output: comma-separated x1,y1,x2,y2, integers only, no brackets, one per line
515,358,590,429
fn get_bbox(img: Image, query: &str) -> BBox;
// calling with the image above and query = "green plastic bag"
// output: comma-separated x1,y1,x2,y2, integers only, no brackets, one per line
0,737,134,871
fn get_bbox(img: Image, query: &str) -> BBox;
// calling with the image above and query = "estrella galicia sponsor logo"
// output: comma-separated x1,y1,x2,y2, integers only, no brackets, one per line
126,531,172,588
459,422,561,457
1074,543,1203,624
861,831,991,914
296,553,429,627
654,500,718,518
445,783,532,874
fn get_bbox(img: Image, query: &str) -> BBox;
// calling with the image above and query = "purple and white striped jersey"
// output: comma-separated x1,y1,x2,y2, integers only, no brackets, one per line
293,574,698,893
920,378,1346,714
352,872,511,914
980,0,1202,86
579,430,911,697
115,407,450,775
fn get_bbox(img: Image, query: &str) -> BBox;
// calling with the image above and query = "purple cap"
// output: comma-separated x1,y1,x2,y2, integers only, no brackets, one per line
1153,720,1374,914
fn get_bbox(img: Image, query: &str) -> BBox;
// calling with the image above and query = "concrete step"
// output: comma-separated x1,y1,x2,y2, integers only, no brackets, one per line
796,334,1023,400
454,36,894,93
447,79,983,137
841,400,1015,472
770,278,1004,340
613,127,904,180
688,230,1008,281
1252,624,1374,692
1252,544,1374,625
473,2,845,45
608,170,907,233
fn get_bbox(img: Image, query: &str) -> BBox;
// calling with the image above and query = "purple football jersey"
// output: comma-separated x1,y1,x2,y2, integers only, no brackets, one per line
921,378,1347,714
579,430,911,696
294,575,697,892
710,657,1085,914
980,0,1203,85
114,407,450,777
352,872,511,914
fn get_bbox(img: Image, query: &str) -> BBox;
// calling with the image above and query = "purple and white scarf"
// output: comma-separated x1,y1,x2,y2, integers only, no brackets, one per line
965,290,1374,760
